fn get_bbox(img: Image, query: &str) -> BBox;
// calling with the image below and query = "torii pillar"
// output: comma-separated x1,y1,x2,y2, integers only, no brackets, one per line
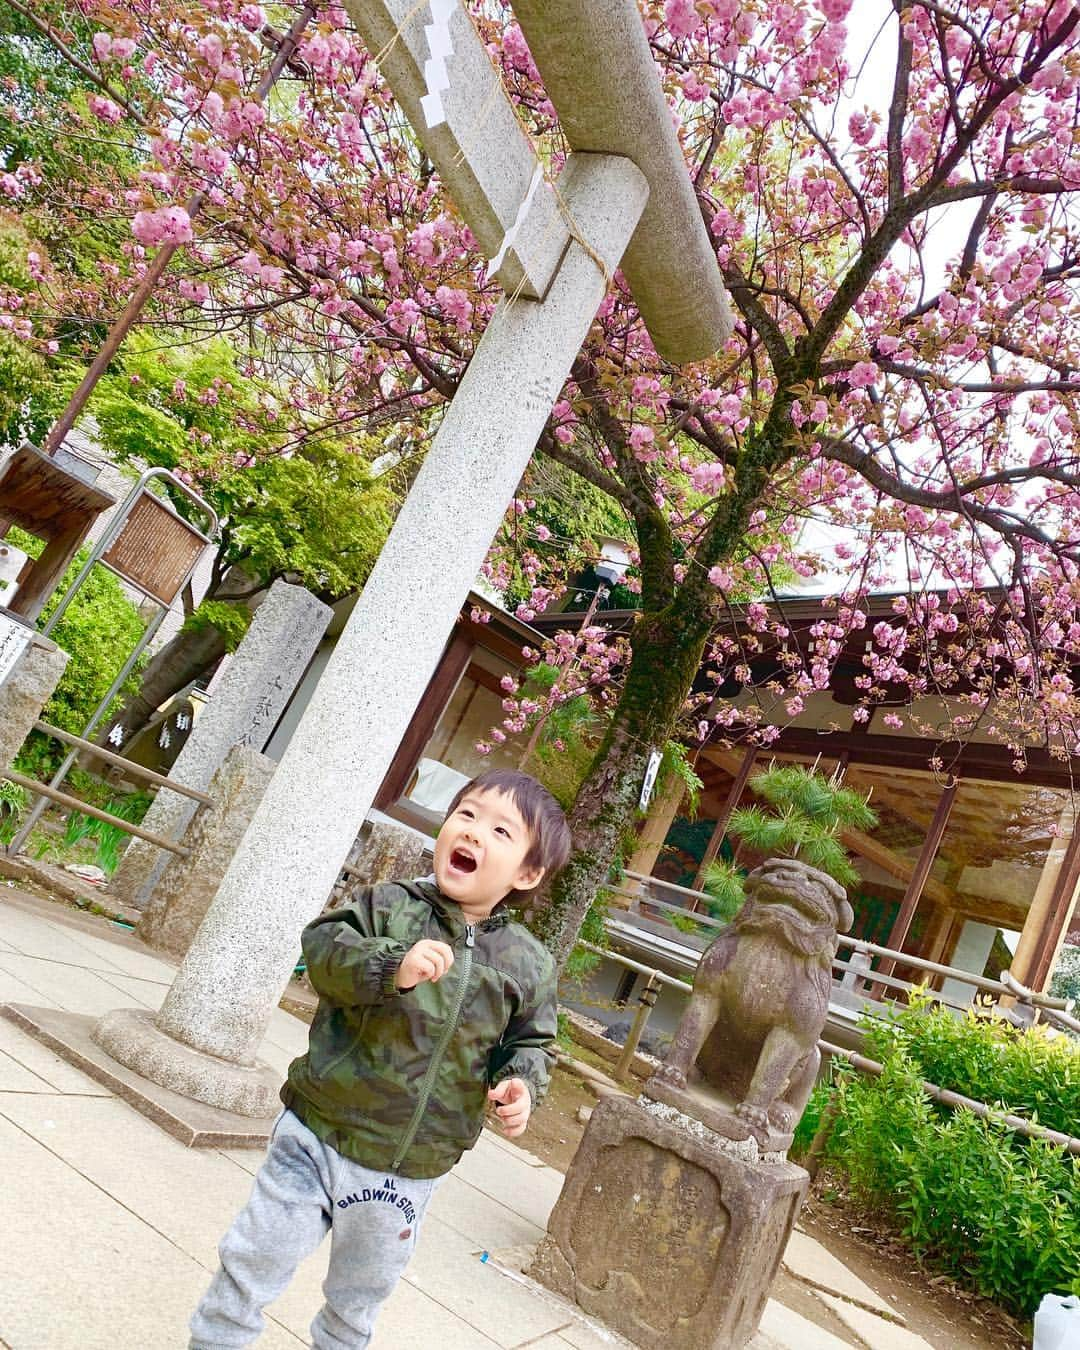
82,1,731,1118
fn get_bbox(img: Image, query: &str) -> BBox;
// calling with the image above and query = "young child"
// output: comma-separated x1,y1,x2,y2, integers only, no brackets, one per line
190,767,572,1350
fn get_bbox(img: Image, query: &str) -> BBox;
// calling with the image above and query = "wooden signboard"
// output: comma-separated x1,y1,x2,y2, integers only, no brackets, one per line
101,491,209,606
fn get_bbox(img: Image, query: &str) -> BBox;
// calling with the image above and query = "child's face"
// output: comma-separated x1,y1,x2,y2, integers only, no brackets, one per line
434,788,544,916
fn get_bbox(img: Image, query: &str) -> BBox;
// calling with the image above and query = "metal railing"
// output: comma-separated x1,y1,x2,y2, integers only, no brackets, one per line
3,720,214,860
573,936,1080,1154
611,868,1077,1031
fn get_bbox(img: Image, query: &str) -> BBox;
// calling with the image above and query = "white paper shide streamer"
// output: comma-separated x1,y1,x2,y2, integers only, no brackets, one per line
485,161,544,281
420,0,457,129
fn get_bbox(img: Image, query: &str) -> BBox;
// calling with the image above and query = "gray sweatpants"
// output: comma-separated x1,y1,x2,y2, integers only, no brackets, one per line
190,1110,441,1349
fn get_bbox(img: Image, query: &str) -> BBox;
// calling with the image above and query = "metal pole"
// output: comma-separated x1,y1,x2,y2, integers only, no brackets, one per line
30,721,214,802
614,972,660,1082
9,605,168,855
40,3,317,456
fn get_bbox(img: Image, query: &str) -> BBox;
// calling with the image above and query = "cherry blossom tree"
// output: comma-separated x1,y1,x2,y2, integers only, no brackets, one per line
10,0,1080,966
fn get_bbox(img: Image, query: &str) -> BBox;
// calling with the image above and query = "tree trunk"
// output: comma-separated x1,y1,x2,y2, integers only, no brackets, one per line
532,608,712,969
92,565,264,753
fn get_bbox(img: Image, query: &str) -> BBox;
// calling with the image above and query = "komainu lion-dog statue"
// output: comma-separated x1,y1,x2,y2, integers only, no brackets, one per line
645,857,854,1151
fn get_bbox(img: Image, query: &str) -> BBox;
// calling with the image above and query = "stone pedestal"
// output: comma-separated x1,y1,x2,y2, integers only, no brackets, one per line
137,746,276,960
530,1095,808,1350
643,1074,796,1154
109,580,331,910
326,814,432,911
0,626,69,772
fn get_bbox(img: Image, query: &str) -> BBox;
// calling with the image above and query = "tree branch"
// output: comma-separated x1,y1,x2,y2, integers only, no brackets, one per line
887,2,915,210
822,436,1071,552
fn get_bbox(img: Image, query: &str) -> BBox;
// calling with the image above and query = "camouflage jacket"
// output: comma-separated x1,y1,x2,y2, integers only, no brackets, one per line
281,879,558,1179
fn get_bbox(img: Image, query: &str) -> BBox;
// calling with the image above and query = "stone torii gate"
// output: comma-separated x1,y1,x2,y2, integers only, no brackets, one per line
87,2,732,1120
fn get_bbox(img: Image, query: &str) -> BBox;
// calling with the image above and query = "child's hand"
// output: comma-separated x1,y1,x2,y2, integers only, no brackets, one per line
487,1078,532,1138
394,939,455,990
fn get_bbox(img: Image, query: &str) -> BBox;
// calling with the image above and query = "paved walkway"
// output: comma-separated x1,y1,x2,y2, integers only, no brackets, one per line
0,889,935,1350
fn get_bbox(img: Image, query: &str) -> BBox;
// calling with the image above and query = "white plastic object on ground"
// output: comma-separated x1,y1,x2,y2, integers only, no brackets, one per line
1034,1294,1080,1350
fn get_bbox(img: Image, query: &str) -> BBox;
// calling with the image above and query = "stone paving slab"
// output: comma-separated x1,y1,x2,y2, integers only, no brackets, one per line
759,1298,855,1349
31,924,177,983
556,1317,639,1349
430,1171,548,1250
817,1293,935,1349
0,963,63,1009
0,1043,56,1092
407,1214,572,1347
0,953,149,1016
91,967,172,1009
370,1278,505,1349
0,896,128,961
482,1129,551,1168
783,1225,901,1321
0,1110,301,1349
0,1088,265,1269
0,903,142,974
453,1130,567,1232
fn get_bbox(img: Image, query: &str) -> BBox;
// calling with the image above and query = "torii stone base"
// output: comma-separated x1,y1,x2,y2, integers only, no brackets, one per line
529,1094,808,1350
0,1003,278,1147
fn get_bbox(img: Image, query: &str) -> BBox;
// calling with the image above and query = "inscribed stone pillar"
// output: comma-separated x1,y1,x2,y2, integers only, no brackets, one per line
137,746,276,960
89,154,648,1117
0,621,69,773
109,580,331,910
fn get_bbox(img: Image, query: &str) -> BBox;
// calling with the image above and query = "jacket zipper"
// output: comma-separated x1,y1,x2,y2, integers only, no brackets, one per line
392,923,475,1170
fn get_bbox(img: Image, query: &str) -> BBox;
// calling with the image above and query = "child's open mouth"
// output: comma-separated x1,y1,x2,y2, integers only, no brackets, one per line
449,848,477,874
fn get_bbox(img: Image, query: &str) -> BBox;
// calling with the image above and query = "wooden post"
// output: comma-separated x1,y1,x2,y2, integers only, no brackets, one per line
691,746,756,889
625,773,685,879
917,902,956,989
614,973,659,1083
9,523,87,623
871,779,958,997
373,625,474,810
1013,809,1080,993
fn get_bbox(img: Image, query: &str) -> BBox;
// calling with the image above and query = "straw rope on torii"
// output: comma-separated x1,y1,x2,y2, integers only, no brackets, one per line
344,0,731,358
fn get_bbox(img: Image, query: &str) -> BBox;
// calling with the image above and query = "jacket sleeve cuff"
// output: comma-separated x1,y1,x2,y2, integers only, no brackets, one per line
491,1064,543,1108
375,948,407,999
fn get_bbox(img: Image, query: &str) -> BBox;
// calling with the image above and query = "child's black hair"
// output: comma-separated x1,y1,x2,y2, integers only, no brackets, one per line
446,768,572,880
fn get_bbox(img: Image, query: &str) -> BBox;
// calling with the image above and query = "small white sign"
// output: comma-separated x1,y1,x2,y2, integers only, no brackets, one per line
0,611,32,686
639,748,663,812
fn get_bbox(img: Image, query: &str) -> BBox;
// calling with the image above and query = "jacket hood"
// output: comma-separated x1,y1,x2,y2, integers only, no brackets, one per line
407,876,512,931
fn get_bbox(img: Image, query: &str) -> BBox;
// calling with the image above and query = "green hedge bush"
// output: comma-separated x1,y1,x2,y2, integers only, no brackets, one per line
802,996,1080,1316
862,992,1080,1137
